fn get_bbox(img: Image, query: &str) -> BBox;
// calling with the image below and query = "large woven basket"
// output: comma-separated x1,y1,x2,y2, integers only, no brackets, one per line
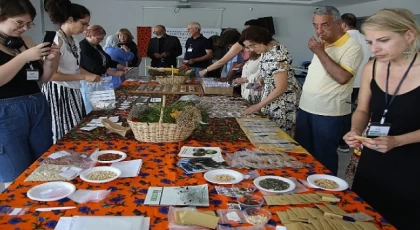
127,95,196,143
156,75,188,85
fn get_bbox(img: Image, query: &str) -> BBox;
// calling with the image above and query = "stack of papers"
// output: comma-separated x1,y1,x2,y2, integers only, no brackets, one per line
80,116,121,131
111,160,142,178
144,184,209,206
54,216,149,230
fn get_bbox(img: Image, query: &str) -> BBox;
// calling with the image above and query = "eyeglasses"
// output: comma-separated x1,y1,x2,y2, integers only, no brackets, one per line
78,20,89,27
10,19,35,29
244,43,258,50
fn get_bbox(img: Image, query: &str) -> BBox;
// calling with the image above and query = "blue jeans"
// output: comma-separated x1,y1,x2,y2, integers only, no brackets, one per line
294,109,350,175
0,93,53,182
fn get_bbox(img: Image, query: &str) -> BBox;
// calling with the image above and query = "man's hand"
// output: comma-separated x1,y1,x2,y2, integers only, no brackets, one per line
308,36,325,55
188,58,196,64
161,52,170,58
153,53,161,59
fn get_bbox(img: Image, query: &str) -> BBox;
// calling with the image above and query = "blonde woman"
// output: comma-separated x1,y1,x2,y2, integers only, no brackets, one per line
343,8,420,229
233,52,262,105
117,28,139,67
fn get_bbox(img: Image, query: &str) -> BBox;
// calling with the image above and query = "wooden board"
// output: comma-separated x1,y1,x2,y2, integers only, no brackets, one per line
127,84,204,95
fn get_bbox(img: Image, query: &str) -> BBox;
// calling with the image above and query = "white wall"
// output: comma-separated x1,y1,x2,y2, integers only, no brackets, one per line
339,0,420,17
66,0,317,67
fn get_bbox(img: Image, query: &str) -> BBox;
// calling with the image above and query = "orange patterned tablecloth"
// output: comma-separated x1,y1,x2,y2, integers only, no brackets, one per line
0,138,395,229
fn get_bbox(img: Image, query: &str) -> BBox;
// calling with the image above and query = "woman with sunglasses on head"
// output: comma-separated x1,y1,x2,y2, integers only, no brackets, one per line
43,0,100,143
79,25,129,114
0,0,60,183
343,8,420,229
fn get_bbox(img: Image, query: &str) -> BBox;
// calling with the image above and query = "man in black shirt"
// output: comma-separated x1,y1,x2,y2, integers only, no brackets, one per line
147,25,182,68
183,22,213,78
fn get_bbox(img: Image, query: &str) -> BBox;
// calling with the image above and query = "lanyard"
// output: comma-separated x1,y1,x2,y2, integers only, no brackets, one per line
380,53,417,124
59,29,79,65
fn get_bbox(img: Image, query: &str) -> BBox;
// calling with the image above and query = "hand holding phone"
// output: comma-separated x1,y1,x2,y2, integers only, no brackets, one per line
42,31,57,48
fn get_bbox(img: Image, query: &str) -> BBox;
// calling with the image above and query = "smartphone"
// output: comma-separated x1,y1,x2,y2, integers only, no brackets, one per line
43,31,57,47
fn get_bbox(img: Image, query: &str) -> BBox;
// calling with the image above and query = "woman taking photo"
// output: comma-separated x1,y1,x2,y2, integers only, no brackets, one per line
43,0,100,143
117,28,140,67
0,0,60,182
344,8,420,229
239,26,302,137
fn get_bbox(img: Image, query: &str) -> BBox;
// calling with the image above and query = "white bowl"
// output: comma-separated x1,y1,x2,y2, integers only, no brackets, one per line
80,166,121,183
27,181,76,202
307,174,349,191
204,169,244,184
253,176,296,194
90,150,127,163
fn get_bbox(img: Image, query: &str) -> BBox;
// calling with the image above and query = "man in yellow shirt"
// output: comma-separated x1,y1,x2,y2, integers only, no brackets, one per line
295,6,363,175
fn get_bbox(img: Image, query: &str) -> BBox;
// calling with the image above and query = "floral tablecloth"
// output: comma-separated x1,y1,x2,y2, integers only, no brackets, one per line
0,82,395,230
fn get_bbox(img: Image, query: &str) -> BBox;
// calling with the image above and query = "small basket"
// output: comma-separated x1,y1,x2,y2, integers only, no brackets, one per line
156,75,188,85
127,95,196,143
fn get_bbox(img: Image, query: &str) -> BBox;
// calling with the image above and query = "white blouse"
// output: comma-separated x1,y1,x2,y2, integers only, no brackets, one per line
241,56,262,103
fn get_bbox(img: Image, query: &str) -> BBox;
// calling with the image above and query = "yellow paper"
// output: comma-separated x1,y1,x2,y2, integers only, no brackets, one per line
317,192,341,202
180,211,220,229
356,222,379,230
277,211,293,224
325,204,348,216
285,223,305,230
304,208,324,218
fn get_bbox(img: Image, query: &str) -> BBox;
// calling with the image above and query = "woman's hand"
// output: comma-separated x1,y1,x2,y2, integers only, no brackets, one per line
121,45,130,52
199,69,207,77
84,74,101,82
362,136,399,153
44,44,60,62
233,77,248,85
242,103,262,115
21,42,52,62
343,129,362,148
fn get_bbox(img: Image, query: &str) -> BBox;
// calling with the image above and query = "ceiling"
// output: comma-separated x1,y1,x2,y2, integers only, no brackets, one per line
124,0,379,7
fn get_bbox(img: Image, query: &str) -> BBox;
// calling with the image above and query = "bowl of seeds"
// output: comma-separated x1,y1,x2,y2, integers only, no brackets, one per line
253,176,296,194
80,166,121,183
90,150,127,164
243,207,272,226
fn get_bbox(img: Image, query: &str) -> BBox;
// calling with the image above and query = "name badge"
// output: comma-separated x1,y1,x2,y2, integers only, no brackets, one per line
187,48,193,52
367,122,391,137
27,69,40,81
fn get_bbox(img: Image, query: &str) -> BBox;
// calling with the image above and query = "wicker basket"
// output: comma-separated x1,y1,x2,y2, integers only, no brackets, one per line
156,75,189,85
127,95,196,143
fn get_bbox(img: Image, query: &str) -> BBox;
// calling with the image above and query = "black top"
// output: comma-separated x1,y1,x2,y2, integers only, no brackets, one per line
352,59,420,229
118,41,139,67
79,39,119,76
0,49,43,99
184,34,212,68
147,34,182,68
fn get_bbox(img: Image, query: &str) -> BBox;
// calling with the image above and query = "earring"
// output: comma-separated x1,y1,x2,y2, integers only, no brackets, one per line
403,49,412,60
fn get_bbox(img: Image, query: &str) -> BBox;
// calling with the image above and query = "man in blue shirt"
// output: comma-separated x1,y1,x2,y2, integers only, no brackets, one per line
184,22,213,78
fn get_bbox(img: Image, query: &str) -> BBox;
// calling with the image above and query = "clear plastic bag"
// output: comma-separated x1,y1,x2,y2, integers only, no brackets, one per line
41,151,96,169
217,209,246,224
68,189,111,204
87,76,116,111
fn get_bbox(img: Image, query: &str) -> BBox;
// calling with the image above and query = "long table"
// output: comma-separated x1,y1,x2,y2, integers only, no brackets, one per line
0,83,395,229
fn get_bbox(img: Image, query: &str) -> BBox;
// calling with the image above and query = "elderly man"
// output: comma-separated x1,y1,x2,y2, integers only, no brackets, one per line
184,22,213,78
147,25,182,68
294,6,363,175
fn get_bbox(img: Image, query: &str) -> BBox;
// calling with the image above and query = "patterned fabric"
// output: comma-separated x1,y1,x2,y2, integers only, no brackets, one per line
260,42,302,137
41,82,86,144
137,27,152,58
0,140,396,230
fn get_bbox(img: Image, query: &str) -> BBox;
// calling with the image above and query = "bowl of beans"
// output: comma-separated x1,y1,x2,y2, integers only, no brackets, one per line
90,150,127,163
253,176,296,194
80,166,121,183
